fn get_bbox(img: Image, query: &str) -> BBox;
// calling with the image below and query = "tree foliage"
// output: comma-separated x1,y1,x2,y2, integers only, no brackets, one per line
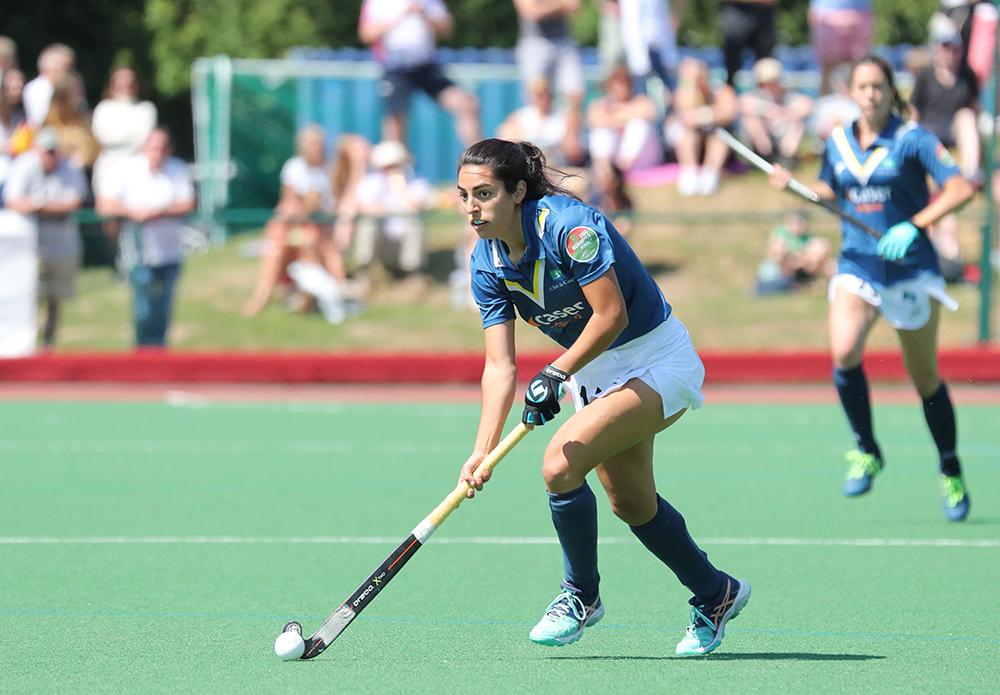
0,0,946,157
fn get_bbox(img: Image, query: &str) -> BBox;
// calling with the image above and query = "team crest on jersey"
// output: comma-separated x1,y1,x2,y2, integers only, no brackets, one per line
566,227,599,262
936,144,956,167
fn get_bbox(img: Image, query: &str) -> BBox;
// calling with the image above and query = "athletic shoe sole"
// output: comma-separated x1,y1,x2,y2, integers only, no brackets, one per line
530,604,604,647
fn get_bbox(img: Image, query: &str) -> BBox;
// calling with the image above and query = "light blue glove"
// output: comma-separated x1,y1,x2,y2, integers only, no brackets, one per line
876,221,920,261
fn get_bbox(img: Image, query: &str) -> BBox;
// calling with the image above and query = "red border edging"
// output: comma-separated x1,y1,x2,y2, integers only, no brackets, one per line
1,348,998,384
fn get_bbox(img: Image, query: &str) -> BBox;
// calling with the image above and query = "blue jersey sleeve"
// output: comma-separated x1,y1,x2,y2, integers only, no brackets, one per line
819,137,839,193
469,247,514,329
910,127,961,188
551,205,616,286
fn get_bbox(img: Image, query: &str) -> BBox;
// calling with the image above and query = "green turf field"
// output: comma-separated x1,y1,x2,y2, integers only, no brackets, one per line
2,398,998,693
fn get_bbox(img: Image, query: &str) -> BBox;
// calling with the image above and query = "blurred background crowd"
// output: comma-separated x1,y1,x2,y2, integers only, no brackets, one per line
0,0,997,355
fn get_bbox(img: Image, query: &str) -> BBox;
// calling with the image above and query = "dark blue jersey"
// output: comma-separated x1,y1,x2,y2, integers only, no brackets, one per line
470,195,671,349
819,117,960,286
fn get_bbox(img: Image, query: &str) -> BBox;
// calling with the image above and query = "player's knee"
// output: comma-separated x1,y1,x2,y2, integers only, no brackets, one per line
607,493,655,526
912,372,940,399
541,440,585,492
831,344,862,369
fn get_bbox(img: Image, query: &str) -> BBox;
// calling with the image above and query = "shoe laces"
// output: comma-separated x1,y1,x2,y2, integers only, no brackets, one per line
686,605,716,633
941,476,966,507
845,450,880,479
545,591,587,622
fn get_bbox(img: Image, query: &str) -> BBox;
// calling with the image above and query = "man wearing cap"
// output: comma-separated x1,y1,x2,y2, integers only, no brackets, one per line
739,57,814,168
3,126,88,349
910,12,982,283
353,140,433,290
910,13,980,182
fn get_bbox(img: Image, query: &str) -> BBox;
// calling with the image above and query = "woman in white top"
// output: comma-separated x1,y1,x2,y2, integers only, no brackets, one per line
91,67,157,198
243,125,349,317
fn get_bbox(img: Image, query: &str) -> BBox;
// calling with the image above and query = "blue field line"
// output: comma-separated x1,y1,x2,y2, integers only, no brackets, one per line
3,607,999,646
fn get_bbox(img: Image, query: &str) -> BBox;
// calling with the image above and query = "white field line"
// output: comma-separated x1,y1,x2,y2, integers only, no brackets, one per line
0,536,997,548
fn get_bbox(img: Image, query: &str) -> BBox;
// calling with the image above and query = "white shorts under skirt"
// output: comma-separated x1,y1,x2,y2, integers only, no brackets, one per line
828,272,958,331
568,315,705,420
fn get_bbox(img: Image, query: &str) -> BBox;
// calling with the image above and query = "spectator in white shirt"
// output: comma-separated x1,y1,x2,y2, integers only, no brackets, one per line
3,127,87,348
353,140,433,288
23,43,75,127
91,67,157,199
243,125,348,317
359,0,480,146
497,76,583,167
618,0,684,92
97,128,195,347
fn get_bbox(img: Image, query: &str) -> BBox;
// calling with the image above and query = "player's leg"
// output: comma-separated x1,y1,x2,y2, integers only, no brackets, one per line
436,85,480,146
380,68,411,145
41,297,59,348
896,300,969,520
528,380,682,646
951,107,980,180
243,218,292,317
594,411,750,657
829,280,883,494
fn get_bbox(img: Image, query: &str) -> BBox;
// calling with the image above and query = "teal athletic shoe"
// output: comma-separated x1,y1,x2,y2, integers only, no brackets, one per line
529,590,604,646
843,449,883,497
941,475,970,522
675,576,751,657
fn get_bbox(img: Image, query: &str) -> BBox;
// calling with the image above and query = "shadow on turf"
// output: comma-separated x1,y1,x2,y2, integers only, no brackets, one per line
548,653,885,662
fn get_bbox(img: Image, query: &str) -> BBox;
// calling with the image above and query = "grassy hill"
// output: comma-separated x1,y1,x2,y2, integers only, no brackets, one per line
58,171,993,353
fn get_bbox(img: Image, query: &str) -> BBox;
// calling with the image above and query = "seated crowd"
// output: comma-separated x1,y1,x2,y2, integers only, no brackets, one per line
0,8,987,353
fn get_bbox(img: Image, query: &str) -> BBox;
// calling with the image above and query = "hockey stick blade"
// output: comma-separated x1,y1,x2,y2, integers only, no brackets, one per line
288,422,531,660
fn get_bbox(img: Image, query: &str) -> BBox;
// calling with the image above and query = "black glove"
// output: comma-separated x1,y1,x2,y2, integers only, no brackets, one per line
522,364,569,426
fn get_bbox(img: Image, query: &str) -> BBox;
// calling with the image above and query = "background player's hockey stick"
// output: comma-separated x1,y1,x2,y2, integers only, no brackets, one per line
715,127,884,241
282,422,531,659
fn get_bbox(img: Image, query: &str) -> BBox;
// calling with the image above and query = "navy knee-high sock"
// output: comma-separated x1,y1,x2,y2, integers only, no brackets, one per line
629,495,723,603
833,365,882,460
548,483,600,602
921,382,961,476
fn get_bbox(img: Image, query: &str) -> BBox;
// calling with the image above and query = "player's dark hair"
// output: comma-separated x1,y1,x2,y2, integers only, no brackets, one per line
457,138,580,201
850,53,910,120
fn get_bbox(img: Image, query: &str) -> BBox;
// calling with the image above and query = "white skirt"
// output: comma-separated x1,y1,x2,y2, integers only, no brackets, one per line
568,315,705,420
829,272,958,330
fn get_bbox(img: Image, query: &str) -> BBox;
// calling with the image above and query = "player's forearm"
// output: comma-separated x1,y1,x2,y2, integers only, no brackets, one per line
474,362,517,454
38,199,82,216
551,307,627,376
911,176,975,229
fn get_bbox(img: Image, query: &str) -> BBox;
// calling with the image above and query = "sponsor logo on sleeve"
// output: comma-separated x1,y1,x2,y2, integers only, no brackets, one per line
936,143,956,168
566,226,600,263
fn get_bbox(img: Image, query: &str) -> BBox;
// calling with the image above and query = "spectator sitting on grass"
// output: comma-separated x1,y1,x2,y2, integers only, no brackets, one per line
588,64,663,175
665,57,738,197
740,57,813,169
242,125,348,317
910,13,980,181
910,14,981,283
756,210,834,295
497,76,584,168
353,140,433,295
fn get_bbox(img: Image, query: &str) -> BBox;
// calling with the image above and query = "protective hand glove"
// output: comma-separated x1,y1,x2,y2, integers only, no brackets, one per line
876,221,920,261
522,364,569,427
